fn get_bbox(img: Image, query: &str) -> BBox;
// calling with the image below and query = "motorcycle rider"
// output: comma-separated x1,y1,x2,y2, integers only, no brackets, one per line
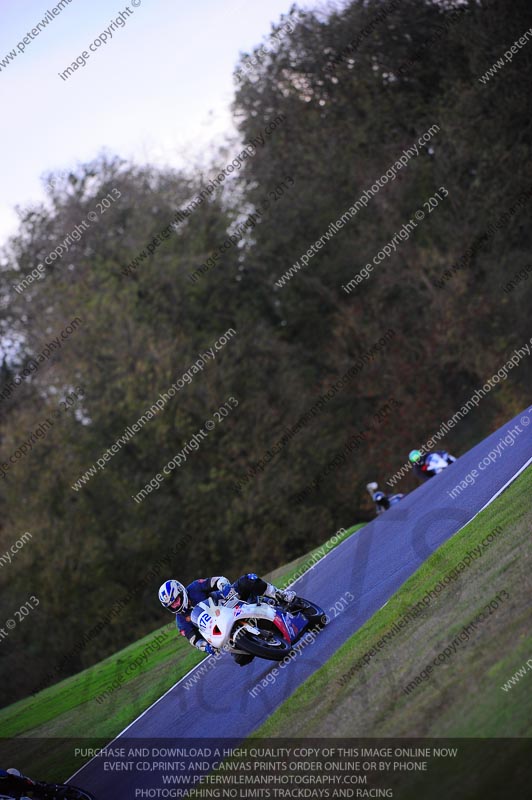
158,574,295,666
366,481,404,514
0,767,34,799
409,449,456,481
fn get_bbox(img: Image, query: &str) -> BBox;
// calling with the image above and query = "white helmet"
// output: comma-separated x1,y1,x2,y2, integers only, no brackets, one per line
158,580,188,614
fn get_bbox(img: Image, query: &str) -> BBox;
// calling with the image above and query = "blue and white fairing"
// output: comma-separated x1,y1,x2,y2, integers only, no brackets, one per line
271,607,314,644
189,595,318,651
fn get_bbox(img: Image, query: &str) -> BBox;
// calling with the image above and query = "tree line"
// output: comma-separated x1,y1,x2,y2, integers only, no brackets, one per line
0,0,531,703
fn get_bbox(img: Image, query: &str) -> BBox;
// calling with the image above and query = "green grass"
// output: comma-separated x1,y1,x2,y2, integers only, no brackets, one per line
0,522,363,780
252,466,532,796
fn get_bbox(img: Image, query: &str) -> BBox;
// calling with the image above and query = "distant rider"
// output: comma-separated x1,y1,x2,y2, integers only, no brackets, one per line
409,449,456,481
366,482,404,515
158,575,295,666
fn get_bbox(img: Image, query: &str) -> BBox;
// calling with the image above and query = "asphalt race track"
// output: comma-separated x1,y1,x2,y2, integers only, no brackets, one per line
71,407,532,798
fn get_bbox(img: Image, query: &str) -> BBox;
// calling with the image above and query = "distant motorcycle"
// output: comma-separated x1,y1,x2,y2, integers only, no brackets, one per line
366,482,404,515
190,593,327,662
412,450,456,481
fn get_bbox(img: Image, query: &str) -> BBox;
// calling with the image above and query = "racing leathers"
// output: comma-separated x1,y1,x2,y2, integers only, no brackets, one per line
413,450,456,481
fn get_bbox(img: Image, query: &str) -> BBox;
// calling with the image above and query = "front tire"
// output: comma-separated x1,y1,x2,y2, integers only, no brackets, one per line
236,628,291,661
291,597,328,628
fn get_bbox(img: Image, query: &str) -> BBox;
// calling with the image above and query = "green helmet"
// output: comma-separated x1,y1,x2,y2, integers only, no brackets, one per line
409,449,422,464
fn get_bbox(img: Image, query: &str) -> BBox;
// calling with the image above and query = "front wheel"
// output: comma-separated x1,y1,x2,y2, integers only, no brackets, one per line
236,628,292,661
291,597,328,628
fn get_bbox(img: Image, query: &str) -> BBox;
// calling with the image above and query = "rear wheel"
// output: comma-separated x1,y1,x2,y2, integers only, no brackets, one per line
236,627,291,661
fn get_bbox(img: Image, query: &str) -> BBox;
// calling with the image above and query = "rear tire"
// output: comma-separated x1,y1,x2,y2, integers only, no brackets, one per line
236,628,291,661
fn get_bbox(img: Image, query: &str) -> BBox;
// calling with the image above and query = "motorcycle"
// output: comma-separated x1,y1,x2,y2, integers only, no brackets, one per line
190,593,327,662
0,777,96,800
419,452,455,478
366,482,404,515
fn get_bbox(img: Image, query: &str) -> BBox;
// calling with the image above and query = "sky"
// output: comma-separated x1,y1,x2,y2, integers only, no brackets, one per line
0,0,307,246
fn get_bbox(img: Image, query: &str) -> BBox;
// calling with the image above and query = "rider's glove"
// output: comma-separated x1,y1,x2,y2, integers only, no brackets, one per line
221,583,238,601
196,640,215,656
212,584,238,604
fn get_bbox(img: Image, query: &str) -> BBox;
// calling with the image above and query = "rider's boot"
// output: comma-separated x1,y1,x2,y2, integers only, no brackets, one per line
264,583,296,605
